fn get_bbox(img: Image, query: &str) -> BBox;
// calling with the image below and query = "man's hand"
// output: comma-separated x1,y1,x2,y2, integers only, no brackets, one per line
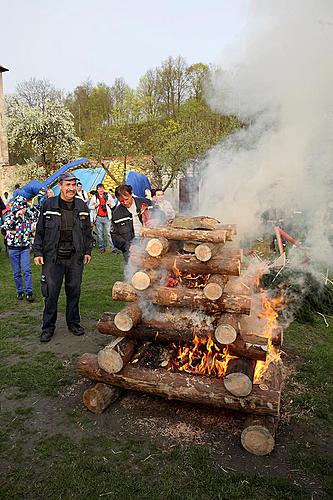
83,255,92,265
34,256,44,266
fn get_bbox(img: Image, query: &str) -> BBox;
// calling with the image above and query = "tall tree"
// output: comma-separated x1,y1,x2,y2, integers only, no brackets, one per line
16,78,63,111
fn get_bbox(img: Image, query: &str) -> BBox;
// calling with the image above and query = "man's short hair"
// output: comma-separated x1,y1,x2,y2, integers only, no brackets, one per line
96,183,104,190
115,184,133,198
77,182,82,187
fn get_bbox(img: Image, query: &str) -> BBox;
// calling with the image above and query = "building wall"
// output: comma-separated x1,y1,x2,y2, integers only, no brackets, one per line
0,72,9,165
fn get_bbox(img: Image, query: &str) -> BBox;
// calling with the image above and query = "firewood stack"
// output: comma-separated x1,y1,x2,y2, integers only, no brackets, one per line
77,216,284,456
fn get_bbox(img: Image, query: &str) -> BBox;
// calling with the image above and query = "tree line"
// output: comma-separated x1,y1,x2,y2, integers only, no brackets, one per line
6,56,241,189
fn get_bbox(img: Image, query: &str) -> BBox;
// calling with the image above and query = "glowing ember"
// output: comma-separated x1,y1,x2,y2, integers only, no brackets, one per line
172,333,236,378
168,259,210,289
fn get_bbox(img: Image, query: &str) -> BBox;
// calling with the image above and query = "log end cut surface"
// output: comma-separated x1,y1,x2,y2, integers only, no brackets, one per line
241,425,275,455
223,372,253,397
215,324,237,345
98,349,123,374
203,283,223,301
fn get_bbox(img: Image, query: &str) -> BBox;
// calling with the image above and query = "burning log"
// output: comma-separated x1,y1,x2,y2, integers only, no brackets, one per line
83,383,122,414
130,253,240,276
203,274,228,301
112,281,251,315
131,271,159,291
97,338,137,373
97,313,266,361
78,353,280,416
241,415,278,455
146,237,169,257
141,226,227,244
223,358,256,397
114,303,142,331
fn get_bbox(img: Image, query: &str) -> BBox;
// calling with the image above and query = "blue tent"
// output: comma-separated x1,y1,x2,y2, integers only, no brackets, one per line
126,170,151,197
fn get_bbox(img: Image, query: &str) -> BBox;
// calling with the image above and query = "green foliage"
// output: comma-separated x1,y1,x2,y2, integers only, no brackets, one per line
6,93,81,168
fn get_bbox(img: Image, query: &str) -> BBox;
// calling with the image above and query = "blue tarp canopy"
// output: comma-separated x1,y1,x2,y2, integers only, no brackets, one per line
126,170,151,197
51,168,106,195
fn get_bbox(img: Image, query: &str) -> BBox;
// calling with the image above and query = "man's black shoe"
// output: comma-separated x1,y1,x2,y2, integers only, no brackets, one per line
40,330,54,342
68,325,85,336
26,294,34,303
17,292,24,300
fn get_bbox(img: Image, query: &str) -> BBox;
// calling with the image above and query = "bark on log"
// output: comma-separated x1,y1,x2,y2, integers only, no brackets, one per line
218,224,237,239
146,237,169,257
112,281,251,315
141,226,227,244
223,358,256,397
114,303,142,331
97,338,137,373
241,415,278,455
203,274,229,301
83,383,122,414
78,353,280,416
130,253,240,276
227,338,267,361
224,277,251,296
171,215,221,231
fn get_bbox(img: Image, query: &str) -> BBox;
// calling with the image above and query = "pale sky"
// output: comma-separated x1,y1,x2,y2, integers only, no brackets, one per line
1,0,249,95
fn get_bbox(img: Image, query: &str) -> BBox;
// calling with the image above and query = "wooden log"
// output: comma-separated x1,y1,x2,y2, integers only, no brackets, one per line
182,241,199,253
195,243,222,262
131,270,160,291
130,253,240,276
141,226,227,243
224,277,251,296
223,358,256,397
83,383,122,414
112,281,251,315
218,224,237,240
146,237,169,257
203,274,228,301
171,215,220,230
78,353,280,416
241,415,278,455
97,338,137,373
97,313,266,361
214,314,239,344
114,303,142,331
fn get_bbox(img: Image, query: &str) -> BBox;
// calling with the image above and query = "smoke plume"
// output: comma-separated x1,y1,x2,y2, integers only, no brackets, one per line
201,0,333,268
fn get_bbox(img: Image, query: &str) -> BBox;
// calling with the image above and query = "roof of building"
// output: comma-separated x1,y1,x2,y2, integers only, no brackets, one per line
0,65,9,72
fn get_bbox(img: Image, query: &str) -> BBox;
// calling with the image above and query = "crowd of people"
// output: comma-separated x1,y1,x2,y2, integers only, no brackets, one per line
0,173,176,343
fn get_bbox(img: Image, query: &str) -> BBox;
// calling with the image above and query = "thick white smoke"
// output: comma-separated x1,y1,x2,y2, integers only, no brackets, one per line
201,0,333,267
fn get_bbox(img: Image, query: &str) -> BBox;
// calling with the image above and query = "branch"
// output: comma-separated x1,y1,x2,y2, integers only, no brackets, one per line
102,162,122,186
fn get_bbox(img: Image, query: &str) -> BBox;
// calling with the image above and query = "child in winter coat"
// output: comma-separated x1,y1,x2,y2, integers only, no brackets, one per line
1,196,38,302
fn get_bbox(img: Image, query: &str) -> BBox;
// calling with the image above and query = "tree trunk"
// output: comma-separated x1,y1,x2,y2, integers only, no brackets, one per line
145,237,170,257
114,303,142,331
97,338,137,373
112,281,251,315
223,358,256,397
203,274,228,301
141,226,227,244
83,383,122,414
130,254,240,276
78,353,280,416
241,415,278,455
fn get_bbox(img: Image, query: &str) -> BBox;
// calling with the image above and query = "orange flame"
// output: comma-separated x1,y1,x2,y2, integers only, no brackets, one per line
169,259,210,289
254,291,284,382
172,333,236,378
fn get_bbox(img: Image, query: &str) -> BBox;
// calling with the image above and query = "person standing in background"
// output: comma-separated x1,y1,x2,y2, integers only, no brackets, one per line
1,196,38,302
153,188,176,222
89,183,117,253
76,182,89,203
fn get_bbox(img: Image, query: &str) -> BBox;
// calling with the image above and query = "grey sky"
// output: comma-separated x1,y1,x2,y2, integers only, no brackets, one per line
1,0,249,95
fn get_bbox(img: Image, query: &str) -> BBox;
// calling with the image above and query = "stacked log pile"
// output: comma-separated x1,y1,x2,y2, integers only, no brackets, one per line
77,216,284,455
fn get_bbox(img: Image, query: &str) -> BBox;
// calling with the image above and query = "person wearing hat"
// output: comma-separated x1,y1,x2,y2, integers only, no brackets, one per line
33,171,93,342
1,196,38,302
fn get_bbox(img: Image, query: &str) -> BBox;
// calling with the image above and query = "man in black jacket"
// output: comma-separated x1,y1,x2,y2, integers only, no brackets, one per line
111,184,155,261
34,172,93,342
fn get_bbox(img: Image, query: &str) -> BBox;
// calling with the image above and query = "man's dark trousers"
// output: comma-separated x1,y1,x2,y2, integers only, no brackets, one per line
41,254,83,334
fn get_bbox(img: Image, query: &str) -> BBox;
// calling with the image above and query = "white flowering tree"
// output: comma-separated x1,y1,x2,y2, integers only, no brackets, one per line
6,94,81,169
